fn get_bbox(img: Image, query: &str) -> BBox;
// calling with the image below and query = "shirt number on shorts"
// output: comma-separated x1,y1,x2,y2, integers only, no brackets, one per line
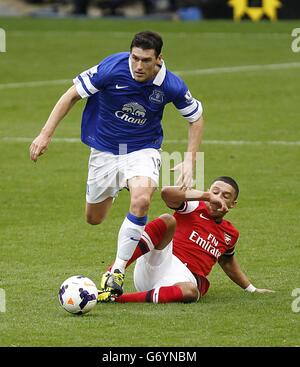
152,157,161,176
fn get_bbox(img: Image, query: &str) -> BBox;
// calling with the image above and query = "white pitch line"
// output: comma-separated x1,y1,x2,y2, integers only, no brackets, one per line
0,79,71,89
176,62,300,76
10,31,290,39
1,137,299,146
1,62,300,90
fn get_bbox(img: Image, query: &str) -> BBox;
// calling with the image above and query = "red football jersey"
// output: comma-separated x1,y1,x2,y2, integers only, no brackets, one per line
173,201,239,278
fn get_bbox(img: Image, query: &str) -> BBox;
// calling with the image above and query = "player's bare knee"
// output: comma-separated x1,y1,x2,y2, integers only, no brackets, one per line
181,283,199,303
160,186,170,200
159,213,176,231
86,215,104,225
130,195,151,215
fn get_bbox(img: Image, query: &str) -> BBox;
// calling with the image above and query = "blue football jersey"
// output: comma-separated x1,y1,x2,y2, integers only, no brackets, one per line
73,52,202,155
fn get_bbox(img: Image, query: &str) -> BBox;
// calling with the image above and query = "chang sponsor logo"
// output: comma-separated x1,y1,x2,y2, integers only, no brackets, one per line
115,102,147,125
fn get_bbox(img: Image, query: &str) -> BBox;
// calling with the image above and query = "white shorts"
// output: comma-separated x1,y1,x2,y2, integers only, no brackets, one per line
86,148,161,204
133,241,197,292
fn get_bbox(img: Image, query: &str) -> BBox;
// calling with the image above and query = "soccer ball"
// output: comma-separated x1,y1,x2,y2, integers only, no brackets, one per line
58,275,98,315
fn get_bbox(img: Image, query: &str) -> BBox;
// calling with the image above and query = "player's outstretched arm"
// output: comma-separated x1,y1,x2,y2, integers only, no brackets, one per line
161,186,227,212
29,85,81,162
218,255,275,293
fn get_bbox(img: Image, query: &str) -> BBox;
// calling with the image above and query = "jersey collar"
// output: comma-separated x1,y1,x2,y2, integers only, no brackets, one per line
128,55,166,86
153,61,166,86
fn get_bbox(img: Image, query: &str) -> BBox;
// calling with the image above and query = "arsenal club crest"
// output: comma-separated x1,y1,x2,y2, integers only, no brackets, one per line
224,233,232,245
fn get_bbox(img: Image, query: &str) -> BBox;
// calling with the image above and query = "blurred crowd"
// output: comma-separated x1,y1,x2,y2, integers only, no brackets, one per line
70,1,179,16
23,0,232,18
16,0,300,19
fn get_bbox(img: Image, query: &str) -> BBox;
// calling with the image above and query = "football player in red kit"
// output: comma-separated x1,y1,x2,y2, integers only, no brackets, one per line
98,176,274,304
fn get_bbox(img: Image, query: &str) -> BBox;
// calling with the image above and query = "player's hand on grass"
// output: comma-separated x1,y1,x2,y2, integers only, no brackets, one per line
254,288,275,293
30,132,51,162
171,161,194,190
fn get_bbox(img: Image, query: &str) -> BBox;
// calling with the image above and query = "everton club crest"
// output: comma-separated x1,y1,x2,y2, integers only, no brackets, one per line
149,89,164,104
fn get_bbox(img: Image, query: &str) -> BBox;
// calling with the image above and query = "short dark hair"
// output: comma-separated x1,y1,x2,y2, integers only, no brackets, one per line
130,31,163,58
211,176,239,200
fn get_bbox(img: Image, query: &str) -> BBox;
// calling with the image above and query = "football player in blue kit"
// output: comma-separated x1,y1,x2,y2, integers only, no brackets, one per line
29,31,204,296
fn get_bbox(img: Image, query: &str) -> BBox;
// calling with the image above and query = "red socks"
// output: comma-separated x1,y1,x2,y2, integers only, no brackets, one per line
115,285,183,304
105,218,181,304
107,218,168,271
126,217,167,267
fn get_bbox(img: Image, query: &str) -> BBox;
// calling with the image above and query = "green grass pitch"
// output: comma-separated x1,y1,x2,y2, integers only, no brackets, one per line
0,17,299,347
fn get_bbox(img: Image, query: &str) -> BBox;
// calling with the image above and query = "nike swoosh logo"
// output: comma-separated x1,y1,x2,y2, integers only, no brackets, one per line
199,213,210,221
130,237,140,242
116,84,129,89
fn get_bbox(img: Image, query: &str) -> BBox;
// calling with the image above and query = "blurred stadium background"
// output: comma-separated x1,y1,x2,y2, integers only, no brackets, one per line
0,0,299,349
0,0,300,19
